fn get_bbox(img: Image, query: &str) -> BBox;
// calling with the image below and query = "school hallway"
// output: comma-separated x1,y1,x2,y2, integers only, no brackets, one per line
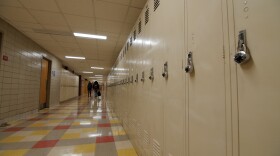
0,0,280,155
0,95,137,156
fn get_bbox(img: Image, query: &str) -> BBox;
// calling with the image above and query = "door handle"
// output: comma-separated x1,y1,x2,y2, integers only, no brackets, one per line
185,51,194,73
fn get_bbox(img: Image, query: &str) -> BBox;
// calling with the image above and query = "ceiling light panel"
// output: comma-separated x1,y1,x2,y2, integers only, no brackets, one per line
65,56,85,59
74,32,107,40
91,67,104,70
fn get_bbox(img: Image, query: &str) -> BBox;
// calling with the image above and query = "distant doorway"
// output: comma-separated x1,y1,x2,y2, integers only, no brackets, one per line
39,58,51,109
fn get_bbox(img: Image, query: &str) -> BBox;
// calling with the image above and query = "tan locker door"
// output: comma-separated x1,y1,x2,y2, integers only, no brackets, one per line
233,1,280,155
39,59,48,109
186,0,227,155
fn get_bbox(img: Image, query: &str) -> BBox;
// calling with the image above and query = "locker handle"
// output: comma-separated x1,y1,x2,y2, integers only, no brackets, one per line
234,43,250,64
185,52,194,73
234,30,250,64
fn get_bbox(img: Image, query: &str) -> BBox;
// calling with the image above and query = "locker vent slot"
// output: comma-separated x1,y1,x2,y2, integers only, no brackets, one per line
154,0,160,11
152,139,161,156
145,8,149,25
133,30,136,41
143,130,150,147
138,21,142,34
127,42,129,51
130,36,132,46
137,123,143,140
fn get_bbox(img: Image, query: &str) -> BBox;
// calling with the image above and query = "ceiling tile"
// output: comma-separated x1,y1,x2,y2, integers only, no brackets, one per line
64,14,95,33
57,0,94,17
58,42,79,48
95,1,128,22
51,35,76,43
9,21,43,29
62,46,82,53
96,19,123,34
83,51,99,59
99,0,130,5
0,6,37,23
125,7,141,24
42,24,71,33
30,10,68,26
76,38,98,49
24,32,54,40
131,0,147,8
0,0,22,7
19,0,59,12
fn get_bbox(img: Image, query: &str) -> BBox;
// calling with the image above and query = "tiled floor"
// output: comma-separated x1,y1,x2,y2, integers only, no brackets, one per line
0,96,138,156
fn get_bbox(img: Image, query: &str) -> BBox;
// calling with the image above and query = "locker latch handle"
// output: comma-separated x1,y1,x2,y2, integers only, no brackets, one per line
162,62,168,78
234,30,250,64
185,52,194,73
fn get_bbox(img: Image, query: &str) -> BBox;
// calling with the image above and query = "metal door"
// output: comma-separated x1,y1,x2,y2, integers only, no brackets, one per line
232,0,280,155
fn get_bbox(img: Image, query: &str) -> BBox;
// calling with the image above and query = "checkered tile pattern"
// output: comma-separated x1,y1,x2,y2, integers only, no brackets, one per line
0,96,138,156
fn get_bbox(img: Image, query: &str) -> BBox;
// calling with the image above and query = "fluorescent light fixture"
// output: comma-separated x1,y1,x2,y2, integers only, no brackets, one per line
73,32,107,40
82,71,93,74
65,56,85,59
91,67,104,70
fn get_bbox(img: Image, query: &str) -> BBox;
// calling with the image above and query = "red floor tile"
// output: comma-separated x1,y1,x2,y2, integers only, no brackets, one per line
3,127,25,132
33,140,59,148
98,123,111,127
54,125,70,130
96,136,114,143
28,118,42,121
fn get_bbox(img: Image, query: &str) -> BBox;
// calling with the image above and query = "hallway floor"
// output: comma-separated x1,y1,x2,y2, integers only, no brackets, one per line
0,96,137,156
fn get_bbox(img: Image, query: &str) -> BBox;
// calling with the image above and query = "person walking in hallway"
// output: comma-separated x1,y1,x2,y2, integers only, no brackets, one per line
87,81,93,97
93,81,100,98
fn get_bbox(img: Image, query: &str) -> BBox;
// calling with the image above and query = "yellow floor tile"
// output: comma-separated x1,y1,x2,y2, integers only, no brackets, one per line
117,149,138,156
113,130,126,136
61,133,80,139
32,130,50,135
82,128,97,133
47,120,62,123
0,149,28,156
0,136,25,143
74,144,96,153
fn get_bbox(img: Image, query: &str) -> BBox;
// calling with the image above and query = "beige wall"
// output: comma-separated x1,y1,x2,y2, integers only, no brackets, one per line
0,18,62,123
59,69,79,102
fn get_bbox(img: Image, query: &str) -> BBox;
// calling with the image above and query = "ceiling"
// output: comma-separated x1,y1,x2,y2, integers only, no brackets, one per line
0,0,147,81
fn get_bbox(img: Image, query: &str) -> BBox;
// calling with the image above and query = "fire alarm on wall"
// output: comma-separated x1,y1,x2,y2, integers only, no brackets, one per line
2,55,8,61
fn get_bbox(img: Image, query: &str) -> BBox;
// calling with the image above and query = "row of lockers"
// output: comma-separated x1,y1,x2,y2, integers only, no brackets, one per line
107,0,280,156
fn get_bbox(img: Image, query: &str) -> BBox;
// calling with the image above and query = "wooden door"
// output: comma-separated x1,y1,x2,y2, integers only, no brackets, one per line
39,59,49,109
232,0,280,155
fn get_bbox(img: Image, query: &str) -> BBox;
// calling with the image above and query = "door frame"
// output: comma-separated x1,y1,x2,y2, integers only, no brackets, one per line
39,57,52,109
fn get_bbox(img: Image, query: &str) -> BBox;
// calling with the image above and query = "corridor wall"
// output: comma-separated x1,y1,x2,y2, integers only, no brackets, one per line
0,18,62,124
59,69,79,102
107,0,186,155
107,0,280,156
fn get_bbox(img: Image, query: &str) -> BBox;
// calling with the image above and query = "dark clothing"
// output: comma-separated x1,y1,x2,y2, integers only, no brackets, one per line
93,81,100,97
87,82,92,97
87,82,92,90
93,81,99,91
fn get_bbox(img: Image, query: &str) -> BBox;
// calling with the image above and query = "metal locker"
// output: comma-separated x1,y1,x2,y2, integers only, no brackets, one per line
185,0,229,155
231,0,280,155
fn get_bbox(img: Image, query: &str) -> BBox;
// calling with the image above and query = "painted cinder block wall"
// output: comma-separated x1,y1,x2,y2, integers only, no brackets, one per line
0,18,78,124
